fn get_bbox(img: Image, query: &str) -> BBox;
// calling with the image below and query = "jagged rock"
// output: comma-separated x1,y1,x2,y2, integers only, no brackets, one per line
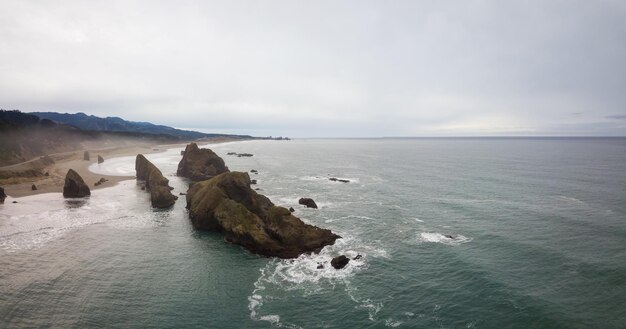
289,207,295,212
186,172,340,258
331,255,350,269
177,143,229,181
136,154,177,208
63,169,91,198
83,151,90,161
97,155,104,164
31,184,37,191
0,186,6,203
299,198,318,209
250,179,257,185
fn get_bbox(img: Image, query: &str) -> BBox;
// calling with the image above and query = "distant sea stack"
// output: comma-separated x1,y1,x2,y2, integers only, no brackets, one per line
63,169,91,198
186,172,340,258
97,155,104,163
135,154,177,208
177,143,229,181
0,186,6,202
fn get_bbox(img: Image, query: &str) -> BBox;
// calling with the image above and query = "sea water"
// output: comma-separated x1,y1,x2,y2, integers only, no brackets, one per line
1,138,625,328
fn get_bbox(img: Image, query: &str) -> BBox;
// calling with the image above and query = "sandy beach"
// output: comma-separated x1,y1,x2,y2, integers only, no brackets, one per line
0,138,242,198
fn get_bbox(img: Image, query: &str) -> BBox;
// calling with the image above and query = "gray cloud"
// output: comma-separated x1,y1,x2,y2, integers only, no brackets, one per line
1,0,625,137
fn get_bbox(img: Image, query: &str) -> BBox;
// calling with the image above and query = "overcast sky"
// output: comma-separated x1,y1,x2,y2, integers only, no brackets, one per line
1,1,625,137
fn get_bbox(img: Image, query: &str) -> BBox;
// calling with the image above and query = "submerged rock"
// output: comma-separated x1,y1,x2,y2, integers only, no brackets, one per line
63,169,91,198
83,151,90,161
0,186,6,203
136,154,177,208
177,143,229,181
331,255,350,269
186,172,340,258
298,197,318,209
97,155,104,164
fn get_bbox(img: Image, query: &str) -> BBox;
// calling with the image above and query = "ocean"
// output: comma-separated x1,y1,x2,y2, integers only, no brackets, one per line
1,138,625,328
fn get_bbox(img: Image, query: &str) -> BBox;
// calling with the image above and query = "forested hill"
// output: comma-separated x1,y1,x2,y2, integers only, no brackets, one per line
30,112,251,140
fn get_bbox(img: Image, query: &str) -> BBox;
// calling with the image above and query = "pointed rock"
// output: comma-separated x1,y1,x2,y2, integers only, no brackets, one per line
63,169,91,198
97,155,104,163
135,154,177,208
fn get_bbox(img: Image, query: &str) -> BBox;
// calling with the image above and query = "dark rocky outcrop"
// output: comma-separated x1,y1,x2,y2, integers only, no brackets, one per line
83,151,90,161
97,155,104,163
0,186,6,203
250,169,258,174
63,169,91,198
289,207,295,212
299,198,318,209
250,179,257,185
331,255,350,269
329,177,350,183
186,172,340,258
31,184,37,191
136,154,177,208
94,178,108,186
177,143,229,181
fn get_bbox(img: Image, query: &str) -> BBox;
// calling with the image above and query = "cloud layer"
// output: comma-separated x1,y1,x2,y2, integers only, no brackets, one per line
1,0,625,137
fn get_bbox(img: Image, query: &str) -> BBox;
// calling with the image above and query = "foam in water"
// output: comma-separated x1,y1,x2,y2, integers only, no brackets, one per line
417,232,472,245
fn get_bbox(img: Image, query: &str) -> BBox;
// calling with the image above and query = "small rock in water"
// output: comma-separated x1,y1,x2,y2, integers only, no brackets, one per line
31,184,37,191
298,197,318,209
444,234,455,239
289,207,295,212
250,179,257,185
331,255,350,269
237,153,253,157
353,254,362,260
317,263,324,269
329,177,350,183
227,152,237,155
12,201,18,203
97,155,104,164
83,151,90,161
179,192,186,196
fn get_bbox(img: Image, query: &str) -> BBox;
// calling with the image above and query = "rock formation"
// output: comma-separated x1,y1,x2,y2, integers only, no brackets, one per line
94,178,108,186
186,172,340,258
177,143,229,181
329,177,350,183
331,255,350,269
83,151,90,161
0,186,6,203
63,169,91,198
299,197,318,209
31,184,37,190
135,154,177,208
97,155,104,163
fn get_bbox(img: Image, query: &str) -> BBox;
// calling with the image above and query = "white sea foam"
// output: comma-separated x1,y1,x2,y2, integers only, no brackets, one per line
418,232,472,245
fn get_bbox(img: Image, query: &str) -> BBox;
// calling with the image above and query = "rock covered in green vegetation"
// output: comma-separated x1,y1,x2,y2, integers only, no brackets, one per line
186,172,340,258
135,154,177,208
63,169,91,198
177,143,229,181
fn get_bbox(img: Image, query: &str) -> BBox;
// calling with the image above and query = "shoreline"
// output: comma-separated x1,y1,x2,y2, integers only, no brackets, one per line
0,137,245,199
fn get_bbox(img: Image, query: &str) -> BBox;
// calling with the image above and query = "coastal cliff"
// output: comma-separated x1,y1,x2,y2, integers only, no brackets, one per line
135,154,177,208
186,171,340,258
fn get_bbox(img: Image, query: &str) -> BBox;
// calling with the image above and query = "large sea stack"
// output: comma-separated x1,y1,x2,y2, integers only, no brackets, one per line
186,172,340,258
177,143,229,181
135,154,178,208
63,169,91,198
